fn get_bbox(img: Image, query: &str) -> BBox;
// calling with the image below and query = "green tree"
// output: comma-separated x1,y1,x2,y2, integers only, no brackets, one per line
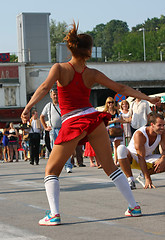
113,15,165,62
50,15,165,62
10,54,18,62
102,20,129,61
113,32,143,61
50,19,68,62
87,20,129,61
86,24,106,61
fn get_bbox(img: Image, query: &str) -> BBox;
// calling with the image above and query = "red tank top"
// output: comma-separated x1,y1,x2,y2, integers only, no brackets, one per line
57,62,92,116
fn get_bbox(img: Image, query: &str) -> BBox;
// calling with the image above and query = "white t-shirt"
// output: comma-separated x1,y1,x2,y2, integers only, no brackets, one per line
41,102,61,129
128,126,161,156
130,100,151,129
120,111,131,138
29,119,41,133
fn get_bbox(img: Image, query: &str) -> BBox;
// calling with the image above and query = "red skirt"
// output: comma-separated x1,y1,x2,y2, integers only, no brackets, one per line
55,111,111,145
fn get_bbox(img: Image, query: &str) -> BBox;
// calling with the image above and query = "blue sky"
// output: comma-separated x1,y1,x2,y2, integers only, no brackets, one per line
1,0,165,54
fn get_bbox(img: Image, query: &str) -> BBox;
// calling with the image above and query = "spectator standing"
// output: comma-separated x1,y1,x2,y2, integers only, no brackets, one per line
22,128,30,161
40,88,72,173
120,100,132,146
2,123,10,162
130,98,152,135
40,89,61,150
104,97,123,165
29,110,42,165
84,141,101,167
8,122,19,162
0,131,3,161
71,145,86,167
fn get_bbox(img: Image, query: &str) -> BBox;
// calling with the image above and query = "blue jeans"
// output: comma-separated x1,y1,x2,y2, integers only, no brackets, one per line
65,157,73,169
49,128,60,150
49,128,72,169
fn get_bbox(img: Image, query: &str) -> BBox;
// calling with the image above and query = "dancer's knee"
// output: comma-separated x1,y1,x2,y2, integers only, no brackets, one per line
45,161,63,177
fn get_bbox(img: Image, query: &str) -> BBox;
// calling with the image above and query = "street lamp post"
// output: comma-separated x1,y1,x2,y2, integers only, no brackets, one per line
160,43,165,61
139,28,146,61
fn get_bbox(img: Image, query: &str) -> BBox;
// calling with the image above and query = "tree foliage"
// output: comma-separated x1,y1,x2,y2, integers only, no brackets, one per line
50,16,165,62
10,54,18,62
87,16,165,62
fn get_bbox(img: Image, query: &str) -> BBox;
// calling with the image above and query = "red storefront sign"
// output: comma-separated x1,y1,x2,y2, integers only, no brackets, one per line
0,65,18,79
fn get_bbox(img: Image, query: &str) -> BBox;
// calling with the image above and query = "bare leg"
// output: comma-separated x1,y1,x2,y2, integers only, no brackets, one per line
13,145,18,161
88,122,118,175
88,122,138,210
150,157,165,175
40,131,87,221
7,146,10,161
114,139,121,166
24,150,28,161
95,156,100,167
9,146,13,162
118,155,133,178
3,147,8,162
45,131,87,176
89,157,96,167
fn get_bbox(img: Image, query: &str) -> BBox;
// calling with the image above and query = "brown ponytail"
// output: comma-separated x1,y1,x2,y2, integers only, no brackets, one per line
64,21,93,59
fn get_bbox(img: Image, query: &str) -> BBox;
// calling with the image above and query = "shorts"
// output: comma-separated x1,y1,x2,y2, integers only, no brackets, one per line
55,111,111,145
131,154,161,170
8,141,17,146
117,145,161,170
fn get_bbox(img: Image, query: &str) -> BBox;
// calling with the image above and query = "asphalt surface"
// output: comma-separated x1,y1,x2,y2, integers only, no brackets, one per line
0,157,165,240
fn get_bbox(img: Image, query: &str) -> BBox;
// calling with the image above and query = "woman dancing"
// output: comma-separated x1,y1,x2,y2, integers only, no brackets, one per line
21,22,160,226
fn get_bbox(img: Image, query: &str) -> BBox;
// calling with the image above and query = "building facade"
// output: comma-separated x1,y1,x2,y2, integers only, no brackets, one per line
0,63,26,128
0,61,165,128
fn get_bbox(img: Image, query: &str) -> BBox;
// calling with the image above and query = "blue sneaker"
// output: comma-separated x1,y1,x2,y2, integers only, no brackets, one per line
39,211,61,226
125,205,142,217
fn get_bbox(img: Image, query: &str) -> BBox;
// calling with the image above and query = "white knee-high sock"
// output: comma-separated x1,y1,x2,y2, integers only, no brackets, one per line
44,175,60,215
109,169,137,208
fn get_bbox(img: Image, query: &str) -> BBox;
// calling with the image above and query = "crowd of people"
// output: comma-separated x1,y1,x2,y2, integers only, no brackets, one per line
0,114,44,164
0,91,164,181
0,122,20,162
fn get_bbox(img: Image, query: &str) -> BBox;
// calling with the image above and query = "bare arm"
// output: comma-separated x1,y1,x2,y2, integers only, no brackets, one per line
108,117,122,124
154,132,165,173
3,129,8,136
21,64,60,123
134,131,155,189
122,115,132,123
94,70,160,105
159,132,165,155
40,114,52,131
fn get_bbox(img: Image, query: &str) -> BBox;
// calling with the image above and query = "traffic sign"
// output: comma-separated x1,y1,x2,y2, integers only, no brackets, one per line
114,93,126,102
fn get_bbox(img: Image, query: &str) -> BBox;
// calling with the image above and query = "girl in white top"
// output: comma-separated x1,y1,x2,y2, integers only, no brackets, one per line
120,100,132,145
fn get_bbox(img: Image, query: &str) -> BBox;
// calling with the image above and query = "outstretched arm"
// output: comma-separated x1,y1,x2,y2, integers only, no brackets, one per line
94,70,160,105
21,64,60,123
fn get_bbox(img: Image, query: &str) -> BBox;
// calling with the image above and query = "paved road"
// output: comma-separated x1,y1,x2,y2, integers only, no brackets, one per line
0,158,165,240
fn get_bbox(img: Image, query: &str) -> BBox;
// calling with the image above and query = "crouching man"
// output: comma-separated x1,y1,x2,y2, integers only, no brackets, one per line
117,113,165,189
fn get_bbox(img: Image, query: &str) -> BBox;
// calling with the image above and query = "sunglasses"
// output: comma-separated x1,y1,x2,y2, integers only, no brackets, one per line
107,101,114,104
